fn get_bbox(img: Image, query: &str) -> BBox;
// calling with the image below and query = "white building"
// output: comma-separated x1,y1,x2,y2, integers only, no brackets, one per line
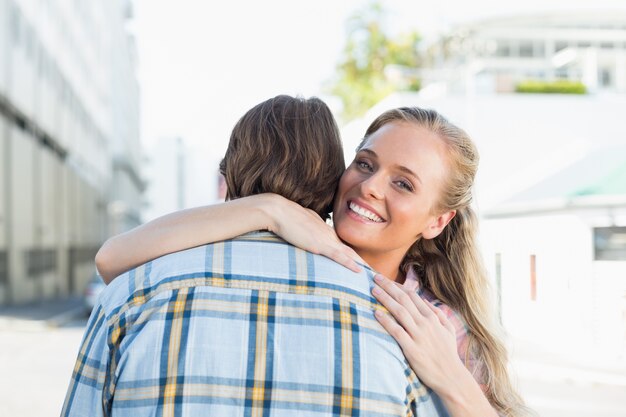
106,1,145,236
483,146,626,360
420,10,626,94
0,0,142,304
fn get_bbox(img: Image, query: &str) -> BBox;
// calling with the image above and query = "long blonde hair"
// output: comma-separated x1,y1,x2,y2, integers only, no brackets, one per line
361,108,531,417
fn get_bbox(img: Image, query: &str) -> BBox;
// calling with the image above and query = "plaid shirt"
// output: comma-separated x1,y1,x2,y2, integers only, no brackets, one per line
61,232,449,417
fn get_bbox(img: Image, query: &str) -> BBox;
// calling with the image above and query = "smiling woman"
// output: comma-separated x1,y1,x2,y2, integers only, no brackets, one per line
332,120,455,282
94,105,532,417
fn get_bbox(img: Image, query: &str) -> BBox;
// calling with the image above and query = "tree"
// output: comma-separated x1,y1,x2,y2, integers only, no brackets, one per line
327,2,423,122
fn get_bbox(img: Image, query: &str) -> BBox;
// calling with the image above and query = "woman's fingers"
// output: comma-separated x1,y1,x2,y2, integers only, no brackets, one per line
303,209,366,270
324,247,362,273
371,274,452,336
426,301,456,334
374,274,430,317
371,275,422,333
345,246,366,265
272,203,364,272
403,284,436,318
374,309,414,348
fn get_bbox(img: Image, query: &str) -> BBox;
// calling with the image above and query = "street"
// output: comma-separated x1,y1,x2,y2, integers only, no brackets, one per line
0,319,86,417
513,359,626,417
1,317,625,417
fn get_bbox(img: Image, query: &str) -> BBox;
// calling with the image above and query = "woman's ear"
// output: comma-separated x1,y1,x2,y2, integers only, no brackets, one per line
422,210,456,240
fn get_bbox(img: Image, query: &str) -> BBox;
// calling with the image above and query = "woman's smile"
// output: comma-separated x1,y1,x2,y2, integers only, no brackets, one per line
346,200,386,223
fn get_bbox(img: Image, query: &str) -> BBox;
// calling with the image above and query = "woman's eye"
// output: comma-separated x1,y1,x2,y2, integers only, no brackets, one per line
356,160,372,171
395,180,414,192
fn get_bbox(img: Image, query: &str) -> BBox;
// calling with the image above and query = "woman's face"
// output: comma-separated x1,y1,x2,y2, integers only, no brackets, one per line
332,121,455,272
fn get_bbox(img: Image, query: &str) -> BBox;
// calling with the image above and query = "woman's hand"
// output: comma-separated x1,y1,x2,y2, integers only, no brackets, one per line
259,194,365,273
371,274,498,417
371,273,462,392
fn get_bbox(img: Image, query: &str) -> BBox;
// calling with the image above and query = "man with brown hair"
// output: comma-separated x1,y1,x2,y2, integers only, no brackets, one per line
62,95,447,417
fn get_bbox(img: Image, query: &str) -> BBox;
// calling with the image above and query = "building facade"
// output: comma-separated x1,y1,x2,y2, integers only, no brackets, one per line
483,147,626,360
0,0,142,305
422,11,626,94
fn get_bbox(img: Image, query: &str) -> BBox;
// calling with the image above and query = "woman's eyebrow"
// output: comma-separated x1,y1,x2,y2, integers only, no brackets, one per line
397,165,422,184
359,148,377,158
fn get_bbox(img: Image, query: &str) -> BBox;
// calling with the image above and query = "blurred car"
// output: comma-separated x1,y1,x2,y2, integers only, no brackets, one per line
84,271,106,313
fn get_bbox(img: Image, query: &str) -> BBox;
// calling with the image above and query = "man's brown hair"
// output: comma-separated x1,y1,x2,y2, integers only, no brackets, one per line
219,95,345,219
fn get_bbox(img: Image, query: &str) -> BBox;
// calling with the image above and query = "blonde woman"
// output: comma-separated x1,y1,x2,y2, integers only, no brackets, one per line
97,107,531,417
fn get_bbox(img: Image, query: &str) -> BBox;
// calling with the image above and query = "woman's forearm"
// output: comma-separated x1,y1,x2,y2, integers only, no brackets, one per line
95,194,280,283
437,364,499,417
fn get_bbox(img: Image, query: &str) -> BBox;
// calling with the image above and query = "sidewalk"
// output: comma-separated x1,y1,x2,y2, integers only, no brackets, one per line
509,337,626,387
0,296,86,330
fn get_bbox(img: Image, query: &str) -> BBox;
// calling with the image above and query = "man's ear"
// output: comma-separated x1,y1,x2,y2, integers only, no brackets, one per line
422,210,456,240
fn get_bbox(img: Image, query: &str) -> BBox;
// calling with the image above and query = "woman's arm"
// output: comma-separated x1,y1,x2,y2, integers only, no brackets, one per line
96,193,363,284
371,274,499,417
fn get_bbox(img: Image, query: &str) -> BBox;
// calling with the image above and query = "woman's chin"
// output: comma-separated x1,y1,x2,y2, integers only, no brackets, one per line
336,226,375,253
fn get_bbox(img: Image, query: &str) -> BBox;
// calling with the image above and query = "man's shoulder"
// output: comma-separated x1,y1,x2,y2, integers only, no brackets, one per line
227,231,374,286
97,231,375,314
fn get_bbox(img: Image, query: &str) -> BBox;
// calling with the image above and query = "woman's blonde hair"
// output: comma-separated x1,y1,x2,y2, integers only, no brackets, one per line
361,107,532,417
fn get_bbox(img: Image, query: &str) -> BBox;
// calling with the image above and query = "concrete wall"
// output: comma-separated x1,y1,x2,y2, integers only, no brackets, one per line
482,211,626,361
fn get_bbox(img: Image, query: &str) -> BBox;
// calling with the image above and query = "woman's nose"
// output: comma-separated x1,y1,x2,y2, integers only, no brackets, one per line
360,172,384,199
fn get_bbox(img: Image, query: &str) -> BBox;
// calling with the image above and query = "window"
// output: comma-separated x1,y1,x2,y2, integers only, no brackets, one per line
495,41,511,57
519,42,534,57
11,5,21,45
555,41,569,52
25,249,57,276
0,251,7,285
594,227,626,261
600,69,612,87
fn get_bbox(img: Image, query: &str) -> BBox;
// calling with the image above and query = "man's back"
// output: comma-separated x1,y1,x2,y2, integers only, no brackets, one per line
62,232,447,417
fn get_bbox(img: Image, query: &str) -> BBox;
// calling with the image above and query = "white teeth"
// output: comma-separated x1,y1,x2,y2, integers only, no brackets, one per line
349,202,383,222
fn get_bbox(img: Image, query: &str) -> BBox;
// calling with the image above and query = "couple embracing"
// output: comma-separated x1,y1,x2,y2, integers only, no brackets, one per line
62,95,529,417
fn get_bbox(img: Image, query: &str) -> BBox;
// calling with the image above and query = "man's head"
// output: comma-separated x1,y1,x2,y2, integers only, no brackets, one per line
219,95,345,219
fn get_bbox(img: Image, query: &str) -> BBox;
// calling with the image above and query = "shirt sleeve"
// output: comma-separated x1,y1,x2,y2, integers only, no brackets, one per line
60,304,110,417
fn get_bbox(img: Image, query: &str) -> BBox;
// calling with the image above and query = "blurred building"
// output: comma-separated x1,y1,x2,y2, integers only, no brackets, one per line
420,11,626,94
143,137,187,222
484,146,626,359
0,0,143,305
344,9,626,363
143,136,217,222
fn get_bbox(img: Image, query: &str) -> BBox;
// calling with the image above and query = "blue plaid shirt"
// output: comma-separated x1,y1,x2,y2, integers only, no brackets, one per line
62,232,448,417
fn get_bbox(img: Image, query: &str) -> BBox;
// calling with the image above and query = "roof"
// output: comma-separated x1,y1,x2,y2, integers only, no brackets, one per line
485,146,626,218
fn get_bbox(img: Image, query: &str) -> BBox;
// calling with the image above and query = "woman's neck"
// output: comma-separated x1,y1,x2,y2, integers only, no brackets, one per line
361,252,405,283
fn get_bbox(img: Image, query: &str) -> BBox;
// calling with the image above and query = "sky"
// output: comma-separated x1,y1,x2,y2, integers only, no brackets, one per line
130,0,626,206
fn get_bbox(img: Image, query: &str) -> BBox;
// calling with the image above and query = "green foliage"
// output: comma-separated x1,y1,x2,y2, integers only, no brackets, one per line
326,2,422,122
515,80,587,94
